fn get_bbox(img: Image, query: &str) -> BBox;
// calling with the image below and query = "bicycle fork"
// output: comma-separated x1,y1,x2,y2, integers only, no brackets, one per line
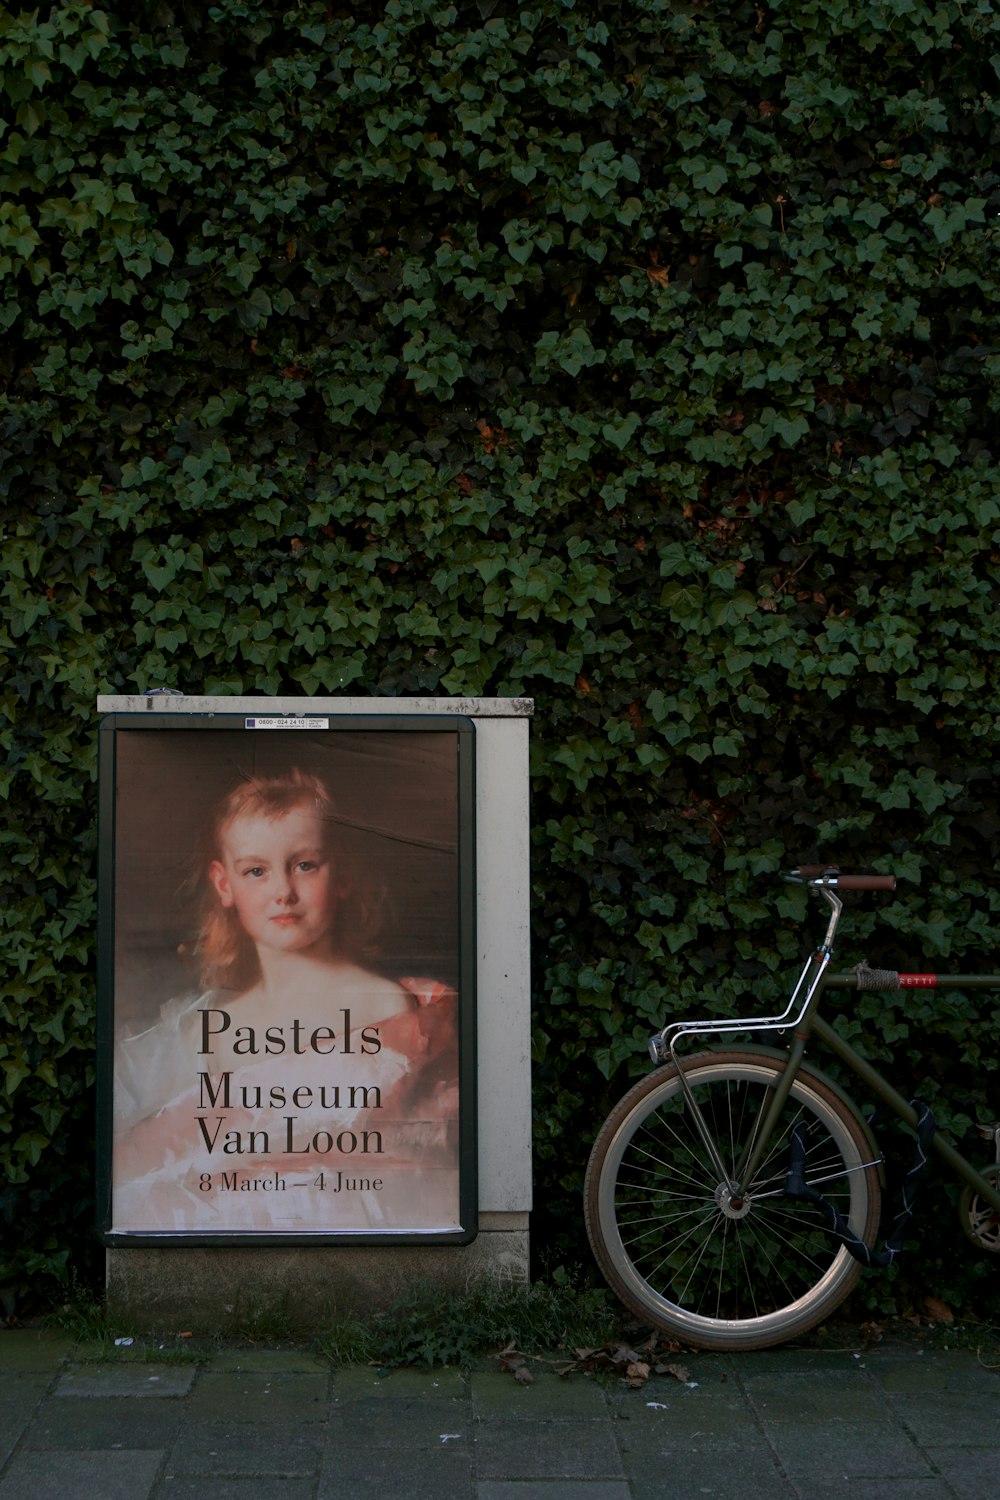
680,1028,817,1204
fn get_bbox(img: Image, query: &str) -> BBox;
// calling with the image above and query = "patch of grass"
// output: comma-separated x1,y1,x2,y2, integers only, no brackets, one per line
888,1317,1000,1358
809,1310,1000,1360
47,1267,623,1371
46,1283,135,1356
315,1268,620,1370
311,1312,376,1367
45,1289,201,1364
212,1291,300,1344
47,1278,321,1361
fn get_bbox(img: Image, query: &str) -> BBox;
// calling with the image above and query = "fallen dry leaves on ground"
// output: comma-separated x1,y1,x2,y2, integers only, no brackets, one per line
497,1333,692,1388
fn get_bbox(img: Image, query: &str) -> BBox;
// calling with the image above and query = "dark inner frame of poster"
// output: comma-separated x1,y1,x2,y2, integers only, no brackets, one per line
96,711,477,1247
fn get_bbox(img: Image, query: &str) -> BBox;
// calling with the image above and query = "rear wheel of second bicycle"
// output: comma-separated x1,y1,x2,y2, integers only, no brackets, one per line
585,1049,882,1351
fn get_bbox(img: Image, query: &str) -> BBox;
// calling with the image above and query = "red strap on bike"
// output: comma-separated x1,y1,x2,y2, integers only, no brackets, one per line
899,973,938,988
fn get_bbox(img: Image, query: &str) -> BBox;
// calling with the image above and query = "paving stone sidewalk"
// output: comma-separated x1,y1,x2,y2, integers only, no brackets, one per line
1,1329,997,1499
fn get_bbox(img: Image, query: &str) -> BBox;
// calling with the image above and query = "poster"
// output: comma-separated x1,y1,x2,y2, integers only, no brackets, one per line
97,713,476,1244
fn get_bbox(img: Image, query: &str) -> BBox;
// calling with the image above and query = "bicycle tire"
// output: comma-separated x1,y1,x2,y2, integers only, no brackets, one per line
585,1049,881,1351
959,1166,1000,1254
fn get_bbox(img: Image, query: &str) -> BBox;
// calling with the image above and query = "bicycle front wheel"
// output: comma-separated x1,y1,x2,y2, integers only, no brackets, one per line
585,1049,881,1351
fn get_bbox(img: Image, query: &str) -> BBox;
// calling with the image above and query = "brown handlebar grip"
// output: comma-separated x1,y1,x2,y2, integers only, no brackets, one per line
832,875,897,891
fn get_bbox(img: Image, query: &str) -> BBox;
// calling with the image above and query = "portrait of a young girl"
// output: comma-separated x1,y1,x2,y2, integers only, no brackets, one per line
110,732,466,1236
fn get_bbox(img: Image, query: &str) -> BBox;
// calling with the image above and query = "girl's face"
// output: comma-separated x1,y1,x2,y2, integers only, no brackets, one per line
208,804,340,958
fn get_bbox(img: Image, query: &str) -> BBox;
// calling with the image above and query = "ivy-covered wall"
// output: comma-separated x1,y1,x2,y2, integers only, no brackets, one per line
2,0,998,1319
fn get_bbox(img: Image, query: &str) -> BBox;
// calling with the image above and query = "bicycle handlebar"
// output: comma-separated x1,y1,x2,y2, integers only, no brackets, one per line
788,867,897,892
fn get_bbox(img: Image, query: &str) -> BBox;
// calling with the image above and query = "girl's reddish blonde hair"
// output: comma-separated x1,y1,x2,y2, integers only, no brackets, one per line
193,768,384,992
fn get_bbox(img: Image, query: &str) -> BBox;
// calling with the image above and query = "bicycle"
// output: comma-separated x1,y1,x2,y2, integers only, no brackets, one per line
584,867,1000,1351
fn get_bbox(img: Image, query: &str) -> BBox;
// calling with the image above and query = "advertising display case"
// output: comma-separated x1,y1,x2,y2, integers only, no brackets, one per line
97,710,477,1246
